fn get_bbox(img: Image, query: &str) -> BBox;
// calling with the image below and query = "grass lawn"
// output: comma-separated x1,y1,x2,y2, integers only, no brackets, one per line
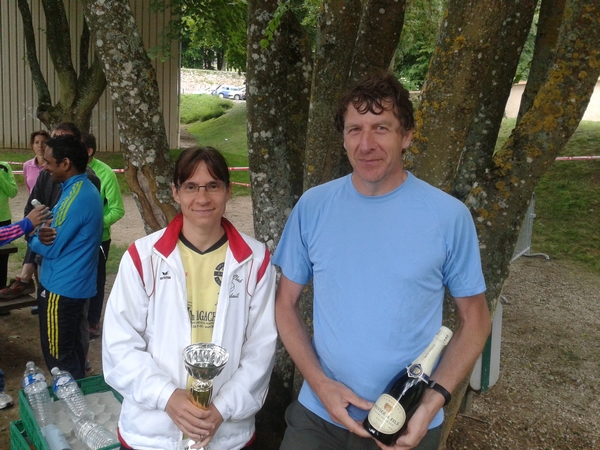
497,119,600,274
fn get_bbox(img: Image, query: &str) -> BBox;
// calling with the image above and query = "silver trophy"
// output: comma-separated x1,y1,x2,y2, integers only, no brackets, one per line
179,343,229,450
183,343,229,409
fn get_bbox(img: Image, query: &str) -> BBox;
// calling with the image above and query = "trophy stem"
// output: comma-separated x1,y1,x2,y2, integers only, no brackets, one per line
190,378,213,410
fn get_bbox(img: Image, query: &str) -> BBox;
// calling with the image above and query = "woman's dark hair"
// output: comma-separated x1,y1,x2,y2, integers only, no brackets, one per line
30,130,50,146
173,146,230,187
334,70,415,134
45,135,89,173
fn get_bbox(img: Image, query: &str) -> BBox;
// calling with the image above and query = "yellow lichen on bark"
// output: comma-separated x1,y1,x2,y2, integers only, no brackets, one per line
451,35,467,52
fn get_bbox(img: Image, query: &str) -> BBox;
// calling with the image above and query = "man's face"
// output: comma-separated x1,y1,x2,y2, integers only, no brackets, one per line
44,146,67,183
343,102,413,196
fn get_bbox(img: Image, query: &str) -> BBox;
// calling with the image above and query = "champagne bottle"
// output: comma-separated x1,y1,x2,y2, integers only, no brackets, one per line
363,326,453,446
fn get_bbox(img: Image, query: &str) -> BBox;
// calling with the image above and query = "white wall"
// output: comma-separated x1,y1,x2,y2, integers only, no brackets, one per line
505,79,600,122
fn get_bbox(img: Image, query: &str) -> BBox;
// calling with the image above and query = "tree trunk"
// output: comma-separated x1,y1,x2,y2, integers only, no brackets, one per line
17,0,107,131
246,3,312,446
81,0,178,232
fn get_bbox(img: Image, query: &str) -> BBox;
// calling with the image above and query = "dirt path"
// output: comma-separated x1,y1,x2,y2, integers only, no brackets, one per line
1,186,598,449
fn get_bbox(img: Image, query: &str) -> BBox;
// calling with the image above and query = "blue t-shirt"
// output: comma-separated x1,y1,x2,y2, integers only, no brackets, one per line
273,172,486,429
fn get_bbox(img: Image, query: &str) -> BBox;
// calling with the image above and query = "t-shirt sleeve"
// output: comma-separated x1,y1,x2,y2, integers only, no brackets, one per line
272,198,313,285
442,203,487,298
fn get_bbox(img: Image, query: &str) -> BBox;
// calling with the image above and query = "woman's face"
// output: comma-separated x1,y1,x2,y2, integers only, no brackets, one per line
32,135,47,158
172,160,231,231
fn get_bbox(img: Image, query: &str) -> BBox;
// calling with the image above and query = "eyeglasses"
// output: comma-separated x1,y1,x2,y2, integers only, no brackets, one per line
176,181,227,196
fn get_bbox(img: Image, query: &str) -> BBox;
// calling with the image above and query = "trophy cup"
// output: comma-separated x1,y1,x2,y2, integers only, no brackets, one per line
179,343,229,450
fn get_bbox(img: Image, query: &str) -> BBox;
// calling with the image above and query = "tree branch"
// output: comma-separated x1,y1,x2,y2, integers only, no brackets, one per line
466,0,600,308
40,0,78,108
517,0,567,123
17,0,52,124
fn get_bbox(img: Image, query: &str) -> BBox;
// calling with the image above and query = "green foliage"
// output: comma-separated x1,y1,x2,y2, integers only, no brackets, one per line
260,1,290,49
179,0,248,71
107,244,128,274
180,94,233,124
394,0,446,90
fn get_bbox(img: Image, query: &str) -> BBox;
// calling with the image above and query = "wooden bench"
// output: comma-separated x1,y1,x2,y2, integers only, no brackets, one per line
0,243,37,313
0,243,18,257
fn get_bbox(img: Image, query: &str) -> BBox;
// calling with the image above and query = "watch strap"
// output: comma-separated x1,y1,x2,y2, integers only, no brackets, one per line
428,379,452,406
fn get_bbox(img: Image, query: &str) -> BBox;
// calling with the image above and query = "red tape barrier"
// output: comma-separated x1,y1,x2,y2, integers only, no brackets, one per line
6,163,251,187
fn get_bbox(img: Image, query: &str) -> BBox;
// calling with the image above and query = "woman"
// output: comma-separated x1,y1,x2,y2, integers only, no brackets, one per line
103,147,277,450
23,130,50,193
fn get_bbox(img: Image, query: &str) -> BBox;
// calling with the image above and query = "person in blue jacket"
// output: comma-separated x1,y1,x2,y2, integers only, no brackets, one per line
0,205,48,247
29,134,103,380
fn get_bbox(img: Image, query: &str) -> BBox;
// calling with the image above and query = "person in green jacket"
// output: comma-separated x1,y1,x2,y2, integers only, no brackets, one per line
82,133,125,337
0,161,18,289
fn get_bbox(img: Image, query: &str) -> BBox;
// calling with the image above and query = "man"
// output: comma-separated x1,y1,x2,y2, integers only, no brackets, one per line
0,122,100,301
29,134,103,380
273,71,491,450
81,133,124,338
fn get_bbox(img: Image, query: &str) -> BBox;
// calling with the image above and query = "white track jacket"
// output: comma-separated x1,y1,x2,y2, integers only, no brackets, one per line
102,215,277,450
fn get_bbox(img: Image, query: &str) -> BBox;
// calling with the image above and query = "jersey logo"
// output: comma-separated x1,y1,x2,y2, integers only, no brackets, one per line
229,274,243,299
160,271,171,280
214,262,224,286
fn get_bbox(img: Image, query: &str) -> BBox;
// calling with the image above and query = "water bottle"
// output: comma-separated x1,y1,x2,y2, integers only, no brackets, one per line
22,361,54,428
31,198,54,221
50,367,92,420
41,424,72,450
73,418,119,450
23,362,71,450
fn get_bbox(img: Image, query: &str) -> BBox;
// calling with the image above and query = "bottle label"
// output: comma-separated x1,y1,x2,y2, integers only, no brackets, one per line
53,375,74,391
367,393,406,434
22,373,46,388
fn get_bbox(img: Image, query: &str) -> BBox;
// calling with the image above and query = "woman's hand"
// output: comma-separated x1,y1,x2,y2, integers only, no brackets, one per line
165,389,224,445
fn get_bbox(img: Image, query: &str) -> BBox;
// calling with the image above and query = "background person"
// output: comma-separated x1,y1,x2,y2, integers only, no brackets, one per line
103,147,277,450
81,133,124,338
274,71,491,450
23,130,50,194
28,134,103,380
0,130,50,300
0,124,100,302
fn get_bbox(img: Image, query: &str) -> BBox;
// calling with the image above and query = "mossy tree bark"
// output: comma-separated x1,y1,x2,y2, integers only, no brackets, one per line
81,0,178,232
17,0,107,131
246,2,312,446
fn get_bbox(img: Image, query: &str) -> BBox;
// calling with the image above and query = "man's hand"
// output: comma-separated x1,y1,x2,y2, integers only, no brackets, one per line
372,389,444,450
27,205,48,229
37,221,56,245
314,378,373,438
165,389,223,446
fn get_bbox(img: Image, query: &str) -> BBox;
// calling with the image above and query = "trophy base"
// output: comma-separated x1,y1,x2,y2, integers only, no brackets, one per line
178,437,207,450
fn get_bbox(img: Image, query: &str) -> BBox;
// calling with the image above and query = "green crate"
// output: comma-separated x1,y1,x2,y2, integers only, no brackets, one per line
10,420,32,450
19,374,122,450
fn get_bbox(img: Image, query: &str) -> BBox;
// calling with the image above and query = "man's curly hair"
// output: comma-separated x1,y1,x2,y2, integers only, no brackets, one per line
334,70,415,134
